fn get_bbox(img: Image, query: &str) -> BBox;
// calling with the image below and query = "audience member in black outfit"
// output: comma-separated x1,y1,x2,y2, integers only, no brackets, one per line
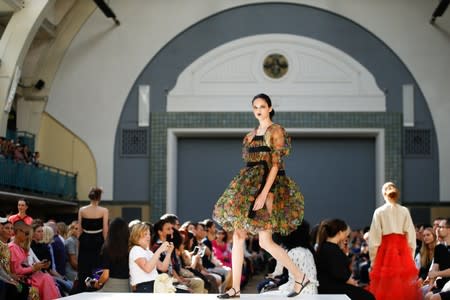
315,219,375,300
425,218,450,300
92,217,130,292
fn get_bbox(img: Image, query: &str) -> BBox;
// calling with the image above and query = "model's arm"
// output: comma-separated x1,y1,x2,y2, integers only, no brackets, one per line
78,207,83,233
102,208,109,240
368,211,382,262
403,207,417,259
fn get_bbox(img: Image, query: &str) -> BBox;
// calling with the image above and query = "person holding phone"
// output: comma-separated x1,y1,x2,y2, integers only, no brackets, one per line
9,221,60,300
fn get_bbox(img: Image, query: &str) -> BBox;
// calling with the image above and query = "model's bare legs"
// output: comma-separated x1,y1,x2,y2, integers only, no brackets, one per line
224,229,246,296
259,230,308,294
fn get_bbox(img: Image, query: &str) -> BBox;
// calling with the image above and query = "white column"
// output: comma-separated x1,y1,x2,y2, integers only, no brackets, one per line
0,0,54,134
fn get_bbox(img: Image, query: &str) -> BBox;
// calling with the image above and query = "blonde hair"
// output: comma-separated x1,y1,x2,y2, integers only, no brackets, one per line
68,221,79,237
420,227,437,268
382,181,399,202
56,222,68,239
129,223,149,251
42,225,54,244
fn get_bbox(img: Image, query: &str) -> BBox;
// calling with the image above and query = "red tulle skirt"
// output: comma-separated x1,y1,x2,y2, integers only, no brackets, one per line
369,234,421,300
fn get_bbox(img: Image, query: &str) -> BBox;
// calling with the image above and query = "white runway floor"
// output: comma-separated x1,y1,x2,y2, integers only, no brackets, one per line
61,293,350,300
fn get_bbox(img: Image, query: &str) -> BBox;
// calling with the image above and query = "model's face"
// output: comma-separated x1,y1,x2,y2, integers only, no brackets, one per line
422,229,435,245
252,98,272,121
17,200,28,213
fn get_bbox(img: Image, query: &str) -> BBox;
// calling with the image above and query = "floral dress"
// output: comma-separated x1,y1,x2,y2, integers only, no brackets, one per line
213,124,304,235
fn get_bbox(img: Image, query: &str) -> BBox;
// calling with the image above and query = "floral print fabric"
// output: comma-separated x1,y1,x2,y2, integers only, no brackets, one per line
213,124,304,235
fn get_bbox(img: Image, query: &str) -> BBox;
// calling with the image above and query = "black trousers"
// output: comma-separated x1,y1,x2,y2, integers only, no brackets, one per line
135,281,154,293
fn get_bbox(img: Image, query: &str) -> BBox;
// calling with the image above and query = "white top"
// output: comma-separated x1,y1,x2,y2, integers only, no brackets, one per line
129,245,158,286
368,202,416,262
264,247,318,296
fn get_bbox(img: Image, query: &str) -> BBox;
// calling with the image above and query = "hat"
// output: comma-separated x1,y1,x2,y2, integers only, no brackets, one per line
0,217,8,224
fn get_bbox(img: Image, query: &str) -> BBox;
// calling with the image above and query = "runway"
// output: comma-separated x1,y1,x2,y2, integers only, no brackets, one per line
61,292,350,300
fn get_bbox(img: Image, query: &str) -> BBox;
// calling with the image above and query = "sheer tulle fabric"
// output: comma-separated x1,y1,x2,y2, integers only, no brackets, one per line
213,124,304,235
369,234,421,300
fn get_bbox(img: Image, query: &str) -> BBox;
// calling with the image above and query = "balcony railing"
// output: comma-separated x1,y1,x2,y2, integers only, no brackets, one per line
0,158,77,200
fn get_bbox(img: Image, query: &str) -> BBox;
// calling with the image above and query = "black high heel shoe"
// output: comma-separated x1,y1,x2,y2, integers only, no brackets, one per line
217,287,240,299
287,273,310,298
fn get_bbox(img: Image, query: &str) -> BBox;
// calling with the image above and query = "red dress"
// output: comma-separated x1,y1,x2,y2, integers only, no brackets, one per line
369,234,421,300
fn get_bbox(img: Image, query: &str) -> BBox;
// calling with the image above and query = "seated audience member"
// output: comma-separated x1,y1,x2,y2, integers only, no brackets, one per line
151,219,191,293
9,220,60,300
129,222,173,292
92,217,130,292
425,218,450,300
45,221,67,277
263,220,318,296
416,227,437,282
31,225,72,295
179,229,220,293
315,219,375,300
65,221,79,282
0,217,31,300
212,229,232,268
8,198,33,225
197,221,231,292
172,229,206,293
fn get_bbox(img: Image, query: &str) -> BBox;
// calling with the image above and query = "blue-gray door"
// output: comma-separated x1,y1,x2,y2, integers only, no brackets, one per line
177,137,375,229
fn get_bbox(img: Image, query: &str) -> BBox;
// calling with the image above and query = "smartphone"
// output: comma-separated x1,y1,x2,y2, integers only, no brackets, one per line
166,234,173,243
192,246,200,255
41,259,49,263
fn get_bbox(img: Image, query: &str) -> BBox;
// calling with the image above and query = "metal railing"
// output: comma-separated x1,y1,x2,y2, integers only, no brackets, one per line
0,157,77,200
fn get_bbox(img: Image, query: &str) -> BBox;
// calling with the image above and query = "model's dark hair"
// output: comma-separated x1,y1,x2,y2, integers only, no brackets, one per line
18,198,30,206
88,187,103,201
316,218,348,253
102,217,129,264
252,93,275,120
281,220,313,253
